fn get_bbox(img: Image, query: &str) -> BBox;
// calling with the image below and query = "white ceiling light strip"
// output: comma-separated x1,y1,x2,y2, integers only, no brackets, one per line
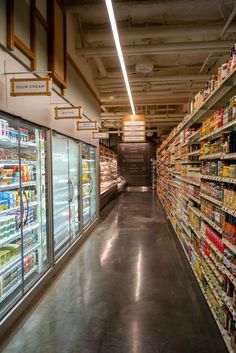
105,0,135,115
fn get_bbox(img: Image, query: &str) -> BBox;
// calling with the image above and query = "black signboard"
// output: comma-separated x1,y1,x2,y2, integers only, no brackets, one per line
118,143,149,186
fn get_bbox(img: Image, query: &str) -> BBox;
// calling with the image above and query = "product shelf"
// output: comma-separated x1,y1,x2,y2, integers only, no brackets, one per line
189,206,202,218
0,265,38,304
0,181,37,191
199,152,223,160
0,201,38,216
181,177,201,187
0,243,39,274
222,293,236,320
159,67,236,153
222,238,236,255
220,265,236,287
200,213,223,235
200,267,223,306
200,250,223,283
201,175,236,184
180,160,201,165
201,233,224,259
200,119,236,142
200,193,223,207
188,150,200,156
183,191,200,205
222,206,236,217
189,223,201,239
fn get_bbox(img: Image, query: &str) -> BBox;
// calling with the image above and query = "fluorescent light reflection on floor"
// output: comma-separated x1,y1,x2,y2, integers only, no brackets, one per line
135,247,142,301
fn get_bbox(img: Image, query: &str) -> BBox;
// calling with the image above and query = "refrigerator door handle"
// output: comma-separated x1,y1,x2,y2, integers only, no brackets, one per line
89,175,93,193
68,179,73,202
23,189,29,227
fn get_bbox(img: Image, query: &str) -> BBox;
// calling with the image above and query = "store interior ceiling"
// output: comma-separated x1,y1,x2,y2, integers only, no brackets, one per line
63,0,236,140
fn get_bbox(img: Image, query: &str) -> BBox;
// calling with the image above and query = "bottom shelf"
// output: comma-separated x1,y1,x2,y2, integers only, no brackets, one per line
159,197,233,353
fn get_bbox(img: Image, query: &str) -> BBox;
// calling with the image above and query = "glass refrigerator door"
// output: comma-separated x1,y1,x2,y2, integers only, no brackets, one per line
68,139,80,240
89,146,97,222
19,122,49,291
52,134,70,259
0,115,49,319
82,144,91,228
0,115,23,318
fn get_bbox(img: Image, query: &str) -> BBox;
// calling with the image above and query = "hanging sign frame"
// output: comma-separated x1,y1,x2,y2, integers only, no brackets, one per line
55,106,81,119
10,77,52,96
77,121,97,130
93,131,109,139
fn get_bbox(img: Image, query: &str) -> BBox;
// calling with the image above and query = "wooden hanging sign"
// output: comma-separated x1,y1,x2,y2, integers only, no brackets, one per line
123,135,146,142
93,131,109,139
10,77,51,96
55,106,81,119
77,121,97,130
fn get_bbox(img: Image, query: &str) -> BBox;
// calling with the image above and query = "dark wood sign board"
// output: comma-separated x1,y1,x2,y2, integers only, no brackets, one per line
118,142,149,186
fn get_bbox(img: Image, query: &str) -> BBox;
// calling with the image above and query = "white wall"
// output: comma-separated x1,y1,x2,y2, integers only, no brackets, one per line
0,1,101,146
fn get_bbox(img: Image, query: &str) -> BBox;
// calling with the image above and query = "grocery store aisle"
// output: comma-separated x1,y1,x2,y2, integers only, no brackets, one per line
1,192,227,353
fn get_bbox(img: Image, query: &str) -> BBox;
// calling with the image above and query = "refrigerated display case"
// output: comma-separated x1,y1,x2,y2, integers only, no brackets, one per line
100,146,118,194
52,134,81,260
0,112,49,319
82,144,97,228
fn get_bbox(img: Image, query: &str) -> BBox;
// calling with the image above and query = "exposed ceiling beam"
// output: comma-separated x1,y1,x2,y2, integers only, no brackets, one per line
101,93,193,103
102,101,187,107
93,56,107,77
96,74,210,85
101,109,177,116
101,91,195,100
76,40,234,57
101,114,183,120
84,23,236,43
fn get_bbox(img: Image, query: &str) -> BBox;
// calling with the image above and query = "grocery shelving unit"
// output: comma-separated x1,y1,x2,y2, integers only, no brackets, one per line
157,59,236,352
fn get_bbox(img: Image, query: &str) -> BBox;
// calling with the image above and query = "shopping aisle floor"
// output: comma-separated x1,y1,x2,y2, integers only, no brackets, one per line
1,192,228,353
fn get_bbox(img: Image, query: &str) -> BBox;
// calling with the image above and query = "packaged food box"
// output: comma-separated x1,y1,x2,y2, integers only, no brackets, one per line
0,249,11,266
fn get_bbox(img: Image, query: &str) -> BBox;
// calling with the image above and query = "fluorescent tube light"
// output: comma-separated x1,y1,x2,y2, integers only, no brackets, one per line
105,0,135,115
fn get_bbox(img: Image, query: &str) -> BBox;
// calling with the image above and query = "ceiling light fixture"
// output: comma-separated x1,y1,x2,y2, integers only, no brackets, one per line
105,0,135,115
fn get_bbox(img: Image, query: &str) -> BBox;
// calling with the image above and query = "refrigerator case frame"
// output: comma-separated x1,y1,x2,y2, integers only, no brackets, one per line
51,132,82,261
0,118,99,339
81,143,99,230
0,112,51,320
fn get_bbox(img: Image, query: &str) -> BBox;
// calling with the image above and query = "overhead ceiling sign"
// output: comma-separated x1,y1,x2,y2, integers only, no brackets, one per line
10,77,51,96
93,131,109,139
77,121,97,130
123,114,146,142
55,106,81,119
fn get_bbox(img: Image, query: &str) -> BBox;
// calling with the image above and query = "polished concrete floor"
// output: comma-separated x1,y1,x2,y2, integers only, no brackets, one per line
1,192,228,353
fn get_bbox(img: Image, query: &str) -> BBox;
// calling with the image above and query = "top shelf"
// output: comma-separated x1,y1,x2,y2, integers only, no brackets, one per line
0,139,37,149
159,67,236,152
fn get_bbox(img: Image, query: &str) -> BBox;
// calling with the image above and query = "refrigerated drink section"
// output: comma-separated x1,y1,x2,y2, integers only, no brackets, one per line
0,114,49,319
82,144,97,228
52,134,81,259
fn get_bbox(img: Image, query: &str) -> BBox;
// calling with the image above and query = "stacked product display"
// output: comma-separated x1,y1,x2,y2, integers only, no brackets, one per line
157,45,236,353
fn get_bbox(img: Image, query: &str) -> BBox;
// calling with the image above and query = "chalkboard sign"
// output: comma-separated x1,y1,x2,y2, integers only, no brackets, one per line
118,143,149,186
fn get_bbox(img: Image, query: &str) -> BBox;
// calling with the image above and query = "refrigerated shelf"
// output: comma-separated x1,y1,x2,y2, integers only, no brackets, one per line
0,223,39,247
0,243,40,274
0,201,38,216
54,236,70,252
0,181,37,191
0,139,37,149
0,265,38,304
